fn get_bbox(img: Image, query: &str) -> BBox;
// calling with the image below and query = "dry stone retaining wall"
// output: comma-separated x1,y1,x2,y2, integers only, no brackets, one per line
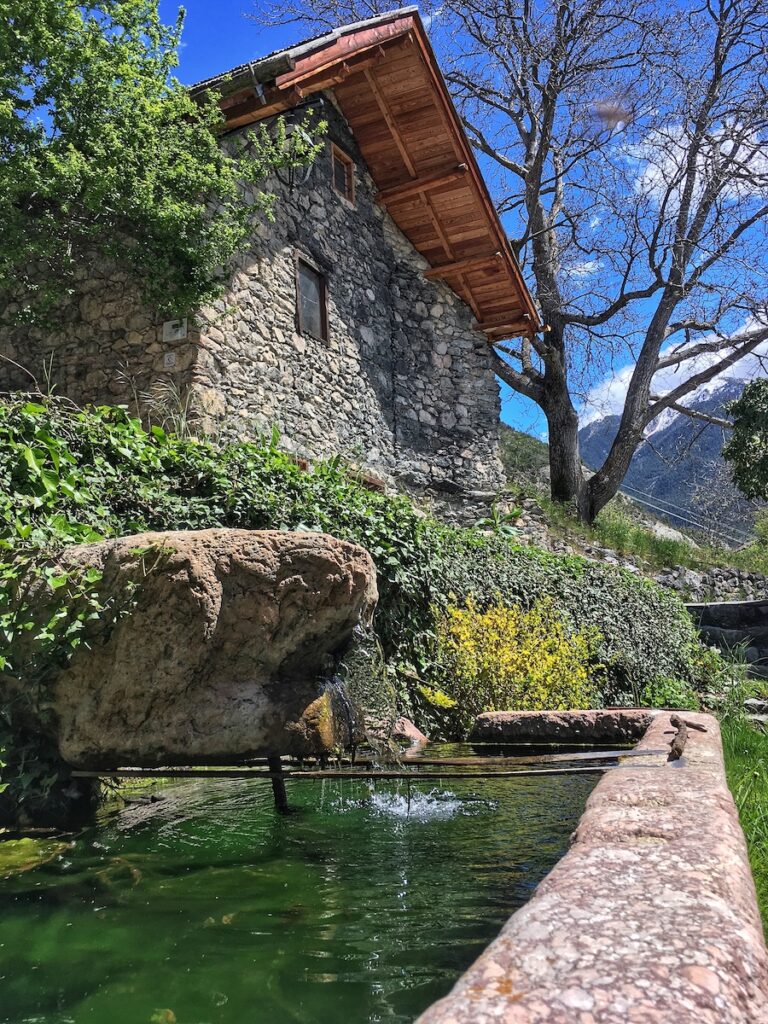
688,599,768,680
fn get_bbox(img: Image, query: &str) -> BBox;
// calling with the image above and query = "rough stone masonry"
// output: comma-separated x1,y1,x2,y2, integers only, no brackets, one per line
0,100,505,501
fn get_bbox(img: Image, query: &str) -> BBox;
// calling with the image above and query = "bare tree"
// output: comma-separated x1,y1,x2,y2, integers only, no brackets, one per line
260,0,768,522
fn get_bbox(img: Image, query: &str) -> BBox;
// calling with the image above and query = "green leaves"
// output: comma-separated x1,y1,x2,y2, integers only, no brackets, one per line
0,0,324,322
0,393,715,809
723,380,768,501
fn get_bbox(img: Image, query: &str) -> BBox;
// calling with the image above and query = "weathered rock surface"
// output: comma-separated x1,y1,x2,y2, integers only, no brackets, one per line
420,712,768,1023
470,709,655,745
48,529,377,767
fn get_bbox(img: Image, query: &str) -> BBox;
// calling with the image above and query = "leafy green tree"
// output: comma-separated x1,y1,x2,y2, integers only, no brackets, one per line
723,380,768,500
0,0,321,322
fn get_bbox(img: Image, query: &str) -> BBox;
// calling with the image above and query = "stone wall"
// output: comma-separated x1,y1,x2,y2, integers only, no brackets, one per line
0,96,504,498
0,264,174,409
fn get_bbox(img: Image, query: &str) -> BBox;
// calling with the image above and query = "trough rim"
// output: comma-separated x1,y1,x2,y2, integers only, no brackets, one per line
416,708,768,1024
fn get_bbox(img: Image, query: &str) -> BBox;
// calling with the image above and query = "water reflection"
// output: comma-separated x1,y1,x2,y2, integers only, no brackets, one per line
0,758,597,1024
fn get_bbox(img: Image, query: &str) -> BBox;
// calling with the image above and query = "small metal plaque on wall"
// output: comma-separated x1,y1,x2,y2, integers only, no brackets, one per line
162,318,188,343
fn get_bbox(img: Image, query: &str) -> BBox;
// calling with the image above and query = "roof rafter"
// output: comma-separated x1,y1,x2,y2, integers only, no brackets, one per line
196,8,541,339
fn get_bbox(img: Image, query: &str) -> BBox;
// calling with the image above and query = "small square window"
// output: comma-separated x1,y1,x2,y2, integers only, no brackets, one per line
331,144,355,204
295,256,329,341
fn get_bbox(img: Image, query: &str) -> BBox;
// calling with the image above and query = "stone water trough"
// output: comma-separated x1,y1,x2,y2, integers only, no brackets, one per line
34,529,377,768
418,709,768,1024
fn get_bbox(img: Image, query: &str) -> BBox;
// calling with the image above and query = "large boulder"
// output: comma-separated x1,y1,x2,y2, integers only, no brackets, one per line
44,530,377,767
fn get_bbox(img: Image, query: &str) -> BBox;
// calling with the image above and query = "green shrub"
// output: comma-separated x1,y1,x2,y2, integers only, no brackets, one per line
0,394,712,728
498,424,549,484
638,676,701,711
432,597,600,730
429,530,703,701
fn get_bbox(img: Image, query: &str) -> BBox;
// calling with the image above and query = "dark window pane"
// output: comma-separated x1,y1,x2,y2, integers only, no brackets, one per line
297,260,325,339
333,149,353,201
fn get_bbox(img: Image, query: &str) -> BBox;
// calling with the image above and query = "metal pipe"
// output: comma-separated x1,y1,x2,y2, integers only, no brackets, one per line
73,765,622,781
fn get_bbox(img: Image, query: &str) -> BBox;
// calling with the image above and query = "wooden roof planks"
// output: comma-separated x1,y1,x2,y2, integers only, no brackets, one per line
196,8,541,339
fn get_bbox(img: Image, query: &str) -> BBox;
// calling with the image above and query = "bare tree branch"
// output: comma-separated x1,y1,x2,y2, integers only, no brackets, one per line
648,395,733,429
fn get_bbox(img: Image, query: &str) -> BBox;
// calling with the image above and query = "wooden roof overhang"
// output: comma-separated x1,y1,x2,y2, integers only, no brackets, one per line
194,9,541,341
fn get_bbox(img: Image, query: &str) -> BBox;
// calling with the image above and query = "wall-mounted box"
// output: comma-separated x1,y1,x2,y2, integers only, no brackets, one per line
162,318,188,343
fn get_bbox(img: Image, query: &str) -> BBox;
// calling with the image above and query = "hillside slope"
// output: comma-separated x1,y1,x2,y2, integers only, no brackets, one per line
578,380,759,543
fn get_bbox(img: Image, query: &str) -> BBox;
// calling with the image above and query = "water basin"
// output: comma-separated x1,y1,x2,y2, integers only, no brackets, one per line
0,747,600,1024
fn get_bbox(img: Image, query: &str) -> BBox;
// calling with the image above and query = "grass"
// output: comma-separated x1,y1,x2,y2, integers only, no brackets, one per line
497,424,766,576
512,485,768,577
593,509,768,576
721,705,768,933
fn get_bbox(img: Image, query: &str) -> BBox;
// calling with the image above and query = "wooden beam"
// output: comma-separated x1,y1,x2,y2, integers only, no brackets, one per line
475,318,533,337
363,66,416,177
424,251,502,280
475,311,530,330
221,85,302,130
376,164,468,206
421,191,458,279
294,42,408,97
276,19,416,90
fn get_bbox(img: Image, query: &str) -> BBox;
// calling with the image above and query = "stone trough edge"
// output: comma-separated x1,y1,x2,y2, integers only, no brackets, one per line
416,710,768,1024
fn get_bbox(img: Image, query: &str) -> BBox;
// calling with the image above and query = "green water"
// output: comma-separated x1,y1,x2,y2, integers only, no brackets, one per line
0,760,596,1024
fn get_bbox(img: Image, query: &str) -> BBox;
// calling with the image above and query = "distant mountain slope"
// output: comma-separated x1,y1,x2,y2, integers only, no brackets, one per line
578,380,758,542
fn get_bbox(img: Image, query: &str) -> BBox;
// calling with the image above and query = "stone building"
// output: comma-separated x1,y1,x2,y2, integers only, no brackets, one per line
0,8,540,501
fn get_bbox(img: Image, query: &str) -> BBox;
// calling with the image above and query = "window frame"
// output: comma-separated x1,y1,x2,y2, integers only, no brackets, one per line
331,143,355,205
294,253,329,343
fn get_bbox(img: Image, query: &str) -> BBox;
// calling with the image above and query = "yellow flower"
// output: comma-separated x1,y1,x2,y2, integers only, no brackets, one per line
435,597,603,717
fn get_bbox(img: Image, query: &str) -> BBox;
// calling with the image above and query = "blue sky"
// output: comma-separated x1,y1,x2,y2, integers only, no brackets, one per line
159,0,548,436
159,1,297,87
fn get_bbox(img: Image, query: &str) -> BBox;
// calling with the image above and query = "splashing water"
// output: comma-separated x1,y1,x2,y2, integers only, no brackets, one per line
369,787,489,821
0,755,598,1024
330,784,495,821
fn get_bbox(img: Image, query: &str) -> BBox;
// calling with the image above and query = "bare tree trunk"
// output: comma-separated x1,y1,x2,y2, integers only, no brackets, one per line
583,440,639,522
544,386,584,509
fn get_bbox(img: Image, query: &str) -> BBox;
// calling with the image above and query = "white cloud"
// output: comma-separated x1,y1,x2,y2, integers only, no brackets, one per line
627,123,768,211
569,259,602,278
579,331,768,429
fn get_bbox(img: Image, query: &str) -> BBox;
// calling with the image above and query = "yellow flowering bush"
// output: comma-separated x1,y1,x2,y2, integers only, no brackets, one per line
435,597,602,721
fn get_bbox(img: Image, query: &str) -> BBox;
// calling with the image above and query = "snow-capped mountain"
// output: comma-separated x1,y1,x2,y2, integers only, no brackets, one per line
578,379,759,543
